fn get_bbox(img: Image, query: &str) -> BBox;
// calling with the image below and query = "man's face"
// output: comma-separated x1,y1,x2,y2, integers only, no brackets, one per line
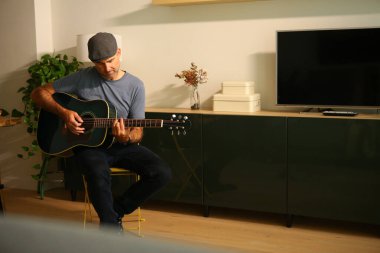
93,48,121,80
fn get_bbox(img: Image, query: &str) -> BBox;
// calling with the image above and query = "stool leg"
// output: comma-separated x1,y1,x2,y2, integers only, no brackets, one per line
136,207,142,236
37,156,51,200
82,176,94,229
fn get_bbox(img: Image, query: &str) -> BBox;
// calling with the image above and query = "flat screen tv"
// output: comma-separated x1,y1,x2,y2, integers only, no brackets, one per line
276,27,380,108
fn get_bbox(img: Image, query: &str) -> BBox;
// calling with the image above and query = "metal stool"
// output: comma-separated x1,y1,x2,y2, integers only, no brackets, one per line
37,155,64,200
82,168,145,236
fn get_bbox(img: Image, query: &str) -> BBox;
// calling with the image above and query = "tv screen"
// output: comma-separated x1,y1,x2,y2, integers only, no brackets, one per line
276,27,380,108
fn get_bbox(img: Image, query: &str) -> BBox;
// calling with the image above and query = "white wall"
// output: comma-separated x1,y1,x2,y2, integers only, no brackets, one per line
34,0,53,58
1,0,380,189
50,0,380,110
0,0,39,189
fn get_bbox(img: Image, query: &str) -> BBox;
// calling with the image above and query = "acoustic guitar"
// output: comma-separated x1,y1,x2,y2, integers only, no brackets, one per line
37,92,190,156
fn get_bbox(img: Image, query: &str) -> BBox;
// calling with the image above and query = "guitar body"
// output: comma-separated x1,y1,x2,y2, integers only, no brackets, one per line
37,93,116,156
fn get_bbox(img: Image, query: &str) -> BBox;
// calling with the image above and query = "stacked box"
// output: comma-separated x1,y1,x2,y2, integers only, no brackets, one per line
213,81,261,112
222,81,255,95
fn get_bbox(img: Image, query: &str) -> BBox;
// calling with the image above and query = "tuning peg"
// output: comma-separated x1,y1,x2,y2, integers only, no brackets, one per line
183,130,186,135
178,115,182,120
184,116,188,121
171,114,176,120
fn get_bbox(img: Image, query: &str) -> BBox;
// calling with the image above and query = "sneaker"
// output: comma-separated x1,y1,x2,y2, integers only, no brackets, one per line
99,218,123,234
117,216,123,233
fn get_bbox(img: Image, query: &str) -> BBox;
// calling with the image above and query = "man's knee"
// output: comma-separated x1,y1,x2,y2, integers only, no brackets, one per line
147,162,172,186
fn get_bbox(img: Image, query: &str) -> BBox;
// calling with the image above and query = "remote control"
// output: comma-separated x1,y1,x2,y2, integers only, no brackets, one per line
323,110,358,116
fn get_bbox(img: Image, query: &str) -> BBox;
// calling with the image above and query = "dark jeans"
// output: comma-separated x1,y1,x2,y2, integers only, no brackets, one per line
74,143,171,226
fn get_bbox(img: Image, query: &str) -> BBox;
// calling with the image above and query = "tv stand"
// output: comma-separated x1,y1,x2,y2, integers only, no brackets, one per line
132,109,380,226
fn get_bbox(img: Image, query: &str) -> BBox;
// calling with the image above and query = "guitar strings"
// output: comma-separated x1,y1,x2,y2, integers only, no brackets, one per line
80,118,183,127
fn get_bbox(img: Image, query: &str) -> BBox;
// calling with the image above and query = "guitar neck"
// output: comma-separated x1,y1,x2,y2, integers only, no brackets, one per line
91,118,164,128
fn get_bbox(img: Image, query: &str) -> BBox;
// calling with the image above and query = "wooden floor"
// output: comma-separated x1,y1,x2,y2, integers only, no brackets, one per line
2,187,380,253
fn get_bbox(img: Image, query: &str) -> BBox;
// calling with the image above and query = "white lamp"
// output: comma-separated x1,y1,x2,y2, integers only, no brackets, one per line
76,33,122,62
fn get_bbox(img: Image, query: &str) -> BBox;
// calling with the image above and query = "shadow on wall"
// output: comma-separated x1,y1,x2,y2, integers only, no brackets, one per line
251,52,276,111
148,83,189,108
203,96,214,110
106,0,380,26
0,68,30,113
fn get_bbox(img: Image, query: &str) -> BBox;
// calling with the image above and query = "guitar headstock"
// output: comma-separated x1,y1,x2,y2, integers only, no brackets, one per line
164,114,191,135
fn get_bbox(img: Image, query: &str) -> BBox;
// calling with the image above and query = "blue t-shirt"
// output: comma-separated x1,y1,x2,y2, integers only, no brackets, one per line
52,67,145,119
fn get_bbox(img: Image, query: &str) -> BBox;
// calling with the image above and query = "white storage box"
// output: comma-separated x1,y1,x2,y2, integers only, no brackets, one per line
213,93,261,112
222,81,255,95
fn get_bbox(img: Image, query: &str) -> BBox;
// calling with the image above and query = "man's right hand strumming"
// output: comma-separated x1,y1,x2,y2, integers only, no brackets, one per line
62,109,85,135
31,83,84,135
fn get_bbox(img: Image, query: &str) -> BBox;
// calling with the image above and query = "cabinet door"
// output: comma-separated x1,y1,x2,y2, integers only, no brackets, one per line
288,118,380,224
141,112,203,204
203,115,287,213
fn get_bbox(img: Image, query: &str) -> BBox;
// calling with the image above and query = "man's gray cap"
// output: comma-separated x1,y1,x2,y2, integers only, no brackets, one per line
88,32,117,62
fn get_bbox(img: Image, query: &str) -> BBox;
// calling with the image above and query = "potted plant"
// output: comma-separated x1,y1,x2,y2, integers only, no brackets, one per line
17,54,82,198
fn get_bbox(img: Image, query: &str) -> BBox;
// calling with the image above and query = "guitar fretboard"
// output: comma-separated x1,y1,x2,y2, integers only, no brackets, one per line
88,119,164,128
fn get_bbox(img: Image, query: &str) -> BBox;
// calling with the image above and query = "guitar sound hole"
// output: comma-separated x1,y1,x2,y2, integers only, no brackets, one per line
81,113,95,133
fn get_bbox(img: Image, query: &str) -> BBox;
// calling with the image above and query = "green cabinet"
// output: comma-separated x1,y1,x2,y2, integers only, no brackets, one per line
141,110,380,225
142,113,287,214
287,118,380,224
202,115,287,213
142,112,203,204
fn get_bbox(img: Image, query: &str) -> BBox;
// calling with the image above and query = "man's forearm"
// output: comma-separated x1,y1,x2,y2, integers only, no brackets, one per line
31,84,67,118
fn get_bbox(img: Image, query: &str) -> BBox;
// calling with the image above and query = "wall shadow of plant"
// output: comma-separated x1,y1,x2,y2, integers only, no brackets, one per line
148,83,189,108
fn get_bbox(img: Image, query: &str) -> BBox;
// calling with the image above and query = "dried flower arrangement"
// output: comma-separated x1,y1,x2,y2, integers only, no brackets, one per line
175,62,208,87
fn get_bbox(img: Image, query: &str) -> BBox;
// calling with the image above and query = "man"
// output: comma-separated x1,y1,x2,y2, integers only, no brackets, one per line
31,32,172,230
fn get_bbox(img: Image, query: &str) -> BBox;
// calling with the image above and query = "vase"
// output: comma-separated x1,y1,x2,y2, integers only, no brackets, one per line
190,86,200,110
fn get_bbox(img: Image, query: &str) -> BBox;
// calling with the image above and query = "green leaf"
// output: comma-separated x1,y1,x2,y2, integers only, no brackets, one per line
22,146,29,151
32,163,41,170
32,174,40,180
11,109,24,117
17,154,23,159
31,145,38,151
